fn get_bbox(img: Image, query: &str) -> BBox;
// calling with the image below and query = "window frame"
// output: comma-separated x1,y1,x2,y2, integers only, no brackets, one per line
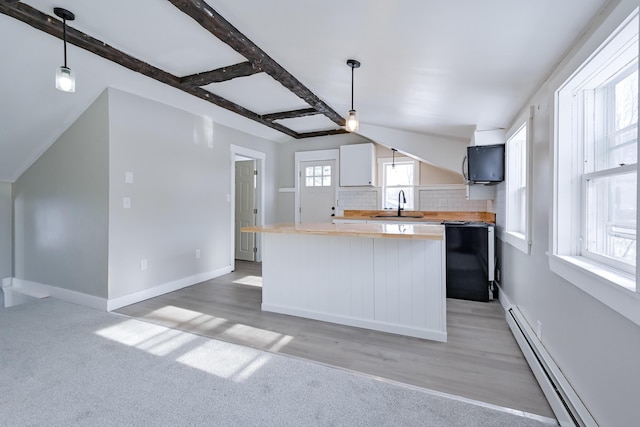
304,164,333,188
504,108,533,254
551,7,640,326
377,156,420,210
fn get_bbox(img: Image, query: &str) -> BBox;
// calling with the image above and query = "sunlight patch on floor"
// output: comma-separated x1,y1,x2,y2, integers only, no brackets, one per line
233,274,262,287
95,315,274,383
100,304,294,382
133,305,295,354
95,319,198,356
222,323,293,351
177,342,272,382
146,305,229,331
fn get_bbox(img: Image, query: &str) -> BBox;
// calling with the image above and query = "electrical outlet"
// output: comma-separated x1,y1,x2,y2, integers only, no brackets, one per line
140,259,147,271
123,197,131,209
536,320,542,339
125,171,134,183
496,268,501,282
195,249,201,259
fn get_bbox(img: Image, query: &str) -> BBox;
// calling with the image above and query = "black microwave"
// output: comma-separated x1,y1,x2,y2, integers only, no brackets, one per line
465,144,504,184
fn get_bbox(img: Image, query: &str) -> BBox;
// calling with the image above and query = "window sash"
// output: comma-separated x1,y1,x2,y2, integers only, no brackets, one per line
582,165,637,274
550,6,639,325
380,158,418,209
505,120,530,241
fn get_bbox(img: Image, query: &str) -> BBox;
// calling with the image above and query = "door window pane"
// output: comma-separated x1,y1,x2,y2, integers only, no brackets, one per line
304,164,332,187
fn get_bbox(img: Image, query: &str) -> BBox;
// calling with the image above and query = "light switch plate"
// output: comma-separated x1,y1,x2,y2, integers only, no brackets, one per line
125,172,134,183
123,197,131,209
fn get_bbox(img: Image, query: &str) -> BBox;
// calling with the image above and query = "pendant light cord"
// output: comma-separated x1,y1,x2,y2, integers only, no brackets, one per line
62,17,67,67
350,65,354,110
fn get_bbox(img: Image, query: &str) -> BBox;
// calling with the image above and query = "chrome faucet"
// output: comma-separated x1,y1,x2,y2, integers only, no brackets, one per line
398,190,406,217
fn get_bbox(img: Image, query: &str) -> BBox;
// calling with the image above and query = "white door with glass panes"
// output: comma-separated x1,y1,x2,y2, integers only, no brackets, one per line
300,160,336,223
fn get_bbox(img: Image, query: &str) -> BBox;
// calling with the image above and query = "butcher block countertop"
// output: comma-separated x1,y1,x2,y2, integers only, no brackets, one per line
242,222,444,240
335,210,496,224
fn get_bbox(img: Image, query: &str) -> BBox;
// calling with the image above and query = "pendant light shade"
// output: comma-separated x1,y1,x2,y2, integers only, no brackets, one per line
56,66,75,92
346,109,359,132
54,7,76,93
345,59,361,132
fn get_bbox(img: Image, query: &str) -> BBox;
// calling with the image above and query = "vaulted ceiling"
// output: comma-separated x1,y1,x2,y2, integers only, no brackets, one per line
0,0,609,182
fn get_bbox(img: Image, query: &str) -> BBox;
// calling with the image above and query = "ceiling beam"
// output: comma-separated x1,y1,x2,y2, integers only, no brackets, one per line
262,108,321,121
1,2,346,139
297,129,349,138
180,61,262,86
167,0,346,128
0,2,300,138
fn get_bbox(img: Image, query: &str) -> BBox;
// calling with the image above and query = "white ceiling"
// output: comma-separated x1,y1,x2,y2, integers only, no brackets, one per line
0,0,609,182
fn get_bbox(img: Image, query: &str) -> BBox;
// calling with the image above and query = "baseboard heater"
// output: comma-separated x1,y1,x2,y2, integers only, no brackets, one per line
506,307,597,427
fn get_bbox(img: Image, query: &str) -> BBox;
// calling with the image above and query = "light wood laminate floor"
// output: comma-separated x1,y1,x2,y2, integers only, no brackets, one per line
116,260,554,418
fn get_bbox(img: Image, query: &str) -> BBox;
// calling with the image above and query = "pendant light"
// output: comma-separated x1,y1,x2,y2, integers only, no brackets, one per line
54,7,76,93
345,59,361,132
391,148,397,169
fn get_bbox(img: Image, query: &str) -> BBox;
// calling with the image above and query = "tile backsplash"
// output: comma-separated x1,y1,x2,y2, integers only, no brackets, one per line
418,188,490,212
337,186,492,213
338,189,379,210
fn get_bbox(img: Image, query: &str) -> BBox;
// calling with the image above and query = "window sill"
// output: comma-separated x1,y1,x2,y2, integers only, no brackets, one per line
548,254,640,326
503,231,530,254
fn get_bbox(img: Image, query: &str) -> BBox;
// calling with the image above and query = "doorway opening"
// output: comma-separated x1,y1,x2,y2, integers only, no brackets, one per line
230,145,265,270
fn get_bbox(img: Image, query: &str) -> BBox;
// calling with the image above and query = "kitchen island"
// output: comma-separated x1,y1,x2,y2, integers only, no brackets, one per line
242,222,447,342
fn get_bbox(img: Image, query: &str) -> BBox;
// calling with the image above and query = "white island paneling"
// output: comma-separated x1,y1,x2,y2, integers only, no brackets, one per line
261,230,446,342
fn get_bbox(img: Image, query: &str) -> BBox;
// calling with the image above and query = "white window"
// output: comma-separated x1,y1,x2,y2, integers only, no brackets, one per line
552,8,639,322
305,165,332,187
505,113,531,254
583,66,637,272
379,157,419,210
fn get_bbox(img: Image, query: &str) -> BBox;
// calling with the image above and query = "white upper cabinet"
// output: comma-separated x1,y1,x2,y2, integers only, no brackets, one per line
340,143,376,186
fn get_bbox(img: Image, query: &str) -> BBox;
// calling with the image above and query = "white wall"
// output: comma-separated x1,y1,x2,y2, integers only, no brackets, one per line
10,87,281,305
357,123,468,173
0,182,12,281
496,1,640,424
277,133,368,188
13,91,110,297
107,89,280,300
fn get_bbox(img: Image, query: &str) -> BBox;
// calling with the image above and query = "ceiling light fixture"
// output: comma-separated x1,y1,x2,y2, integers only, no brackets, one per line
345,59,361,132
391,148,397,169
54,7,75,93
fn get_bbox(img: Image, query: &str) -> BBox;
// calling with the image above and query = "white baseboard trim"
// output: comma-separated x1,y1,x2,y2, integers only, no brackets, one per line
6,278,107,310
3,266,233,312
106,265,233,311
500,287,596,427
497,283,512,311
262,303,447,342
